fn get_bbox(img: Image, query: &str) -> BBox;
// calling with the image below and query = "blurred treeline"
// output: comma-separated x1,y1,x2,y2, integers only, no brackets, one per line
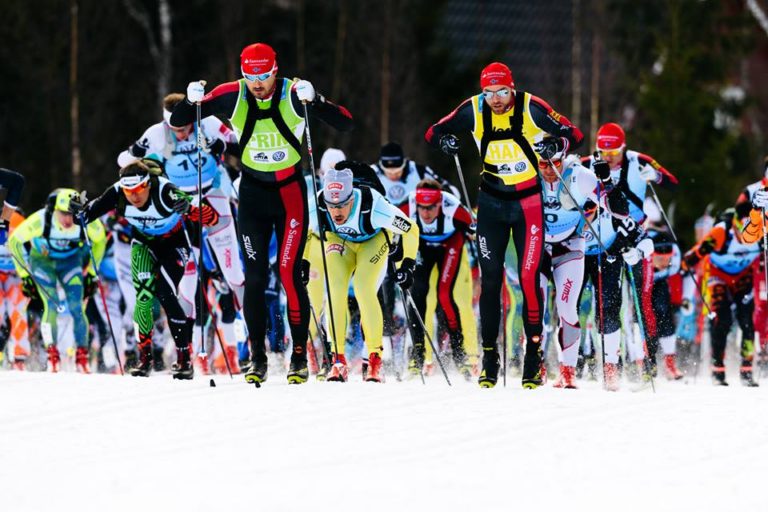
0,0,765,247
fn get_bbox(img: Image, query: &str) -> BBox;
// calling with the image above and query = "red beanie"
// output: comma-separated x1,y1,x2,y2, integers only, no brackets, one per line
240,43,277,75
480,62,514,89
596,123,626,150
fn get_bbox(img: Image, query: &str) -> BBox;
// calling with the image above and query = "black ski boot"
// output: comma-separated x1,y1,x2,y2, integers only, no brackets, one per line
124,349,138,372
287,354,309,385
522,336,543,389
244,358,268,385
478,348,500,388
129,341,153,377
740,365,759,387
152,346,166,372
712,366,728,386
171,346,194,380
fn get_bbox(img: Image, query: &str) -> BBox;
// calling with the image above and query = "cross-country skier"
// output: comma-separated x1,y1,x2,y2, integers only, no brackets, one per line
645,228,684,380
117,93,238,168
683,208,760,386
309,162,419,382
538,152,625,389
71,160,219,379
9,189,106,373
403,178,477,378
425,61,584,388
172,42,353,385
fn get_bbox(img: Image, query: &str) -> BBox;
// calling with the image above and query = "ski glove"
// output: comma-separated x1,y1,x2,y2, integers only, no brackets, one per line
533,136,568,160
186,81,205,103
21,276,37,299
300,259,311,286
592,153,611,184
171,192,191,215
0,221,7,246
83,273,98,298
753,188,768,210
439,134,460,156
395,258,415,290
639,164,661,184
294,80,316,103
67,191,86,216
622,247,642,266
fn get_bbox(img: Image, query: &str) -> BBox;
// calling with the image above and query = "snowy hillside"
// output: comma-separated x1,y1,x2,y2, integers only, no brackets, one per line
2,371,766,512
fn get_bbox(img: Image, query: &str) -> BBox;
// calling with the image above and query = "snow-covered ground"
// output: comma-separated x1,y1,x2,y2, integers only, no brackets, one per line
2,369,766,512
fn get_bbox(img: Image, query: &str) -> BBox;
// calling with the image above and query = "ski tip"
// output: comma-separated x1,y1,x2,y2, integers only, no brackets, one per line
209,378,216,387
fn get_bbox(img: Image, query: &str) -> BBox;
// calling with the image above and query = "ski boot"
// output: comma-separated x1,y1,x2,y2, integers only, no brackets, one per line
478,348,500,388
552,364,577,389
287,354,309,385
75,347,91,374
365,352,384,383
711,366,728,386
326,354,349,382
664,354,683,380
152,347,166,372
604,362,620,391
643,357,658,380
316,356,331,381
124,350,138,372
244,358,268,386
171,346,194,380
13,346,29,371
521,336,543,389
196,352,210,375
585,355,598,381
740,364,759,387
47,345,61,373
130,341,153,377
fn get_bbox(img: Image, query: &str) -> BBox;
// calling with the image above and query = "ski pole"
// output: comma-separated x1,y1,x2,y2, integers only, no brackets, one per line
398,282,425,385
193,86,207,364
302,101,342,361
400,285,451,386
180,218,234,378
648,183,716,319
624,260,656,393
77,214,124,376
759,209,768,381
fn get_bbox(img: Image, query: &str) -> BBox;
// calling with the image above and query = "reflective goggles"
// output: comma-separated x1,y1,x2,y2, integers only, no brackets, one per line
119,174,150,192
537,159,562,170
597,146,624,157
482,88,512,100
242,64,276,82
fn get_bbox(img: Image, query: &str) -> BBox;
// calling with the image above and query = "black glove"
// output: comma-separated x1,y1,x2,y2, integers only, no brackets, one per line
395,258,415,290
21,276,37,299
300,259,310,286
388,234,404,262
68,192,85,215
592,152,611,184
208,139,226,159
83,273,98,297
439,134,460,156
533,136,567,160
171,190,191,215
